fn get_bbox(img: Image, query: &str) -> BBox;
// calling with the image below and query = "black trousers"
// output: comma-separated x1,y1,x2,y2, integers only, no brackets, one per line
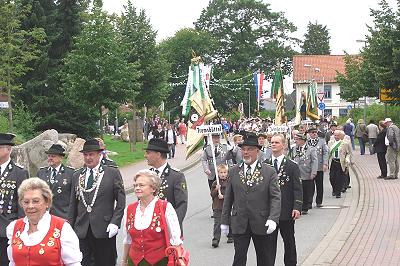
232,223,275,266
377,152,387,177
329,160,345,196
270,220,297,266
0,237,9,266
314,171,324,205
343,168,351,189
80,226,117,266
302,180,314,211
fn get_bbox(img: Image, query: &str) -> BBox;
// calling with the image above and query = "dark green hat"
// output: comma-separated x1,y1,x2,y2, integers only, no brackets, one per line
45,144,65,156
80,139,104,153
145,138,169,153
0,133,16,146
295,133,307,141
238,134,262,149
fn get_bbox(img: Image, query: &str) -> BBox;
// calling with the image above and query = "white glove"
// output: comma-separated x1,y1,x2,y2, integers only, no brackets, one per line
106,223,119,238
221,224,229,236
265,220,277,234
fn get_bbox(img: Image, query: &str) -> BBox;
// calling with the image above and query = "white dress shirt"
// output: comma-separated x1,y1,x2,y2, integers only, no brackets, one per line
6,211,82,266
244,159,258,175
122,197,183,246
85,163,100,187
155,162,167,177
0,158,11,175
271,154,285,170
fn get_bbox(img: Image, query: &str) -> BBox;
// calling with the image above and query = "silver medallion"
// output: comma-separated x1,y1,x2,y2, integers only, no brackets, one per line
87,206,92,212
57,189,62,194
155,227,161,232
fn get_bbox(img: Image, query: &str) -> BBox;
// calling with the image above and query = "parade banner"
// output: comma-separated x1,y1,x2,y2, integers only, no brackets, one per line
271,69,285,125
306,81,319,120
267,125,289,134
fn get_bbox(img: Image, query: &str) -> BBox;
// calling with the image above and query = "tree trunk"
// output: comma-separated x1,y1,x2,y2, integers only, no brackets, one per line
7,76,13,133
99,106,104,139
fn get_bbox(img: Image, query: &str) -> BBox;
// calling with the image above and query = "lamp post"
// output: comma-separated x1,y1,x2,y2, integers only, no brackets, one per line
356,39,367,123
246,88,251,118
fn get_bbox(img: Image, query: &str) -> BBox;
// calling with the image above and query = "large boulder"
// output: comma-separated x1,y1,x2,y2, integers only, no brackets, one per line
66,138,85,169
120,124,129,142
58,133,77,153
12,129,58,177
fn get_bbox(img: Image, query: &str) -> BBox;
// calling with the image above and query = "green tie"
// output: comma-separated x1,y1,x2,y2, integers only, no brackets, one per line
87,169,94,189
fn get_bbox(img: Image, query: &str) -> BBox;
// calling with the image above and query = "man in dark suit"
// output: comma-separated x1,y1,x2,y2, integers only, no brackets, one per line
145,138,188,230
95,137,117,167
0,133,29,266
265,134,303,266
221,134,281,266
37,144,74,219
68,139,126,266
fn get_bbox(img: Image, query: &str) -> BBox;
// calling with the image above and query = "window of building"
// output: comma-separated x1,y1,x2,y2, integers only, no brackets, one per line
324,109,332,116
324,85,332,99
339,108,348,117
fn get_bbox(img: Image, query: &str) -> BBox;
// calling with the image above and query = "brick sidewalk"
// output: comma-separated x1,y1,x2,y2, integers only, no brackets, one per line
331,153,400,265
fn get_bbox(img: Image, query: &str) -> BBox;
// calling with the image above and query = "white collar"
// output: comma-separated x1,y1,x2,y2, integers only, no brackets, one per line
244,159,258,173
87,163,100,174
0,158,11,174
156,162,168,175
22,211,51,232
272,154,285,164
51,164,62,172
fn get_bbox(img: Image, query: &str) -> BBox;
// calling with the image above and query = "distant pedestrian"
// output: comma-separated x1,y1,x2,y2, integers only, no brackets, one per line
210,164,233,248
164,124,177,159
178,119,187,144
152,124,165,140
366,120,379,155
325,122,338,144
355,119,367,155
374,120,388,179
383,118,400,179
343,119,355,150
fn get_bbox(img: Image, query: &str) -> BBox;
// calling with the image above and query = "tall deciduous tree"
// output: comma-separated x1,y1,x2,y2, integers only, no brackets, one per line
302,21,331,55
0,0,45,132
118,0,169,110
194,0,298,112
62,0,140,136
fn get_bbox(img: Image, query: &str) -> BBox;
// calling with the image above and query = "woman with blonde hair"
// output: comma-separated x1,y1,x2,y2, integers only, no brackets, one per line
6,177,82,265
121,170,182,266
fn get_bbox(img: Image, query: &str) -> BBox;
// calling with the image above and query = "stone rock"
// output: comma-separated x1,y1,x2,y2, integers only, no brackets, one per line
58,133,77,153
120,124,129,142
66,138,85,169
12,129,58,177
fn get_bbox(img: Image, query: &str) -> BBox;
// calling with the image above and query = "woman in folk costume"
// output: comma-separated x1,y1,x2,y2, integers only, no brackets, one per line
6,178,82,265
121,170,182,266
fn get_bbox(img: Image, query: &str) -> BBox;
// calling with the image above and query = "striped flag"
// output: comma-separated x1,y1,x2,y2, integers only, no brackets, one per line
272,69,286,125
306,82,319,120
253,72,265,101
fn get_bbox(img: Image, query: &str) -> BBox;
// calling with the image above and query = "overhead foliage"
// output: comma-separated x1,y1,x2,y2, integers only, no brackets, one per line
302,21,331,55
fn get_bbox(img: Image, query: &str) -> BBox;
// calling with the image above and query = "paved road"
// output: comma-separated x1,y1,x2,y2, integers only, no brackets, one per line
117,159,352,265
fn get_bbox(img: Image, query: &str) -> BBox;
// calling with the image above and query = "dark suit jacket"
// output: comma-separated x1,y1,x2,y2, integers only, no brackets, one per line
158,164,188,228
374,128,388,153
101,156,117,167
221,161,281,235
0,161,29,237
37,164,74,219
68,165,126,239
265,157,303,220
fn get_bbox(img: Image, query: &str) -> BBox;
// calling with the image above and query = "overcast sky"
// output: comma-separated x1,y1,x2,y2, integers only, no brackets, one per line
102,0,397,54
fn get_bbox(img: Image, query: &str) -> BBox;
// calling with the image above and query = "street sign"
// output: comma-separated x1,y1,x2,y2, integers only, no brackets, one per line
317,92,325,102
347,104,353,110
0,102,9,109
267,125,288,134
318,102,326,110
196,124,223,134
380,88,400,102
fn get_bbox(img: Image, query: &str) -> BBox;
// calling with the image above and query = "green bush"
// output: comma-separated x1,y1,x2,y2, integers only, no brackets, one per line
347,103,400,125
13,103,39,141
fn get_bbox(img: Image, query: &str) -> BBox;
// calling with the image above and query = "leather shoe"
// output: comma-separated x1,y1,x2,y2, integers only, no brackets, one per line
336,194,341,198
377,175,383,179
301,210,308,215
212,239,219,248
227,237,234,243
316,203,323,208
384,176,396,180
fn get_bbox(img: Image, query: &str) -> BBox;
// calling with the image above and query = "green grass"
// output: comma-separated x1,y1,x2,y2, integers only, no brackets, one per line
103,135,147,167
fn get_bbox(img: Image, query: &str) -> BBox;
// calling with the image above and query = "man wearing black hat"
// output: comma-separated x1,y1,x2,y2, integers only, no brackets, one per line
292,133,318,214
145,138,188,230
325,122,338,144
37,144,75,219
202,133,230,189
221,134,281,266
307,126,328,208
0,133,29,266
68,139,126,266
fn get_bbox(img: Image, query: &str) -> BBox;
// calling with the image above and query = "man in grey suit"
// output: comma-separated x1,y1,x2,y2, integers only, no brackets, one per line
221,134,281,266
292,133,318,214
37,144,74,219
307,126,328,207
145,138,188,230
0,133,29,266
202,133,230,189
68,139,126,266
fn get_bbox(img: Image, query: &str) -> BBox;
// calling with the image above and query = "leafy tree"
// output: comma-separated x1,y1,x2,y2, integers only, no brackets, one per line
0,0,45,132
62,0,140,136
194,0,298,112
158,28,216,114
302,21,331,55
118,1,169,110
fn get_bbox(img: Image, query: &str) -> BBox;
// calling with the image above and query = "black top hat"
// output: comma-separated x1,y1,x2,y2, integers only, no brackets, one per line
145,138,169,153
238,135,262,149
0,133,16,146
80,139,104,153
295,133,307,141
46,144,65,156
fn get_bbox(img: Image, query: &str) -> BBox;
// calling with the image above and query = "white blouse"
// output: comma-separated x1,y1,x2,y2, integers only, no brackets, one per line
122,197,183,246
6,211,82,266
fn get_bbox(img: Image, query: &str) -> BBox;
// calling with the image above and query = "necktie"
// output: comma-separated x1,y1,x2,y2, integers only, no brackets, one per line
334,149,339,158
151,168,160,175
246,166,252,181
87,169,94,189
274,159,279,173
50,168,57,184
